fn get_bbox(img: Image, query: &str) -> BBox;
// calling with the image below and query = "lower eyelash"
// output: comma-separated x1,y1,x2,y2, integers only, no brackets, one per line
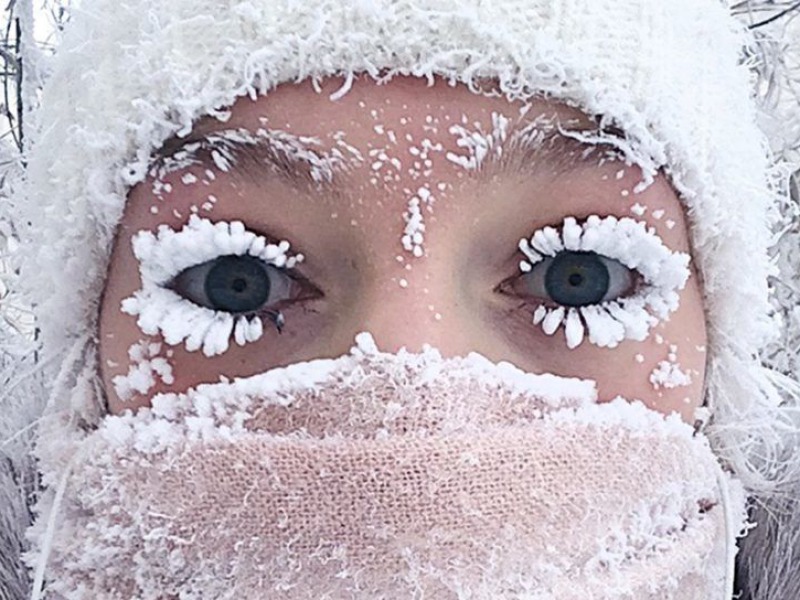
121,216,301,357
520,215,690,350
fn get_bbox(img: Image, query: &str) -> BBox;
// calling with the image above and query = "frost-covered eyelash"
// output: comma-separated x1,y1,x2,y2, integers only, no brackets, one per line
121,215,303,357
518,215,690,349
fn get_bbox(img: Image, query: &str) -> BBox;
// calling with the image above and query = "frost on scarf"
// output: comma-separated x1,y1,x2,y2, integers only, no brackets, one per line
27,338,745,600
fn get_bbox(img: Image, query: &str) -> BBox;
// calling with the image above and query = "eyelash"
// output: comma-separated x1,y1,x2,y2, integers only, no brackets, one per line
507,215,690,349
123,215,686,356
121,216,310,357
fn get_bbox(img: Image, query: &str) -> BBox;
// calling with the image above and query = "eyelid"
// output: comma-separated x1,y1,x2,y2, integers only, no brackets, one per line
169,259,292,309
518,216,687,288
507,254,639,307
131,215,303,287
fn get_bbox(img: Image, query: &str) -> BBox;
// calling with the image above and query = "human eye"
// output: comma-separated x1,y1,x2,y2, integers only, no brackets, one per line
510,251,636,308
170,255,299,320
121,216,319,357
499,215,690,349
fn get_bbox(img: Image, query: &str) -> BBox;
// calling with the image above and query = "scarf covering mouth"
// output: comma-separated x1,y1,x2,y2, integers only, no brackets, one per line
27,338,745,599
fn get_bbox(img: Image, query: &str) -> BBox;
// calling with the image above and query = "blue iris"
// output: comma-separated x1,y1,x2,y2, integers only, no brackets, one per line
204,255,271,313
544,251,610,307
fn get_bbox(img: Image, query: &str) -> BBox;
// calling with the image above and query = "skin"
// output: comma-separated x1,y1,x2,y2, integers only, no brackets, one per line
99,76,708,421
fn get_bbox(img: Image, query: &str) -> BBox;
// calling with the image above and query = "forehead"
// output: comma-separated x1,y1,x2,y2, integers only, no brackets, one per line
146,76,655,234
130,75,687,276
199,76,594,139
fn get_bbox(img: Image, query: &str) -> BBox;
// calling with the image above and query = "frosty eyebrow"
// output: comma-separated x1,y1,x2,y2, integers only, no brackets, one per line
485,125,628,180
151,122,627,190
151,129,343,191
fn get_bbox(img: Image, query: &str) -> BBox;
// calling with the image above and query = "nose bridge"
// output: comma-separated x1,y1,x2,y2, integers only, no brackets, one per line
354,273,477,356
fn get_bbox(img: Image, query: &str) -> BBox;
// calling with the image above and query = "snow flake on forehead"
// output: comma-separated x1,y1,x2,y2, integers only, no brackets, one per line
368,146,403,182
519,216,690,350
121,216,302,357
407,137,444,181
402,185,436,258
445,111,511,171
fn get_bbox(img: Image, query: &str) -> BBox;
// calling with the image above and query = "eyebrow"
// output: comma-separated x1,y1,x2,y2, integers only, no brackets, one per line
149,121,628,190
150,127,348,192
482,122,629,181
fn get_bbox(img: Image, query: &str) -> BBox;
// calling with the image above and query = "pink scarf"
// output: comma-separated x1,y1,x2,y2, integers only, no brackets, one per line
30,343,743,599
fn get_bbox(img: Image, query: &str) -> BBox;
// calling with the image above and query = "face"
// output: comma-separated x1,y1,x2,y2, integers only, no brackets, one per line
99,76,707,421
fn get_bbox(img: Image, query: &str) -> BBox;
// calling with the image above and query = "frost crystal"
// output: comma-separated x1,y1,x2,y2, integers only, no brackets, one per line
402,186,435,258
518,216,690,349
122,216,302,357
112,341,175,402
650,359,693,390
445,111,511,171
150,127,362,186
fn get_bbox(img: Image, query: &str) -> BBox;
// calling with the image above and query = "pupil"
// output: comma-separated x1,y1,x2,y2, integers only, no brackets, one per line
544,251,610,307
204,255,271,313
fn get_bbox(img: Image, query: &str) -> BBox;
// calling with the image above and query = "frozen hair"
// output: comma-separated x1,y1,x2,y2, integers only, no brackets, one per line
0,0,799,598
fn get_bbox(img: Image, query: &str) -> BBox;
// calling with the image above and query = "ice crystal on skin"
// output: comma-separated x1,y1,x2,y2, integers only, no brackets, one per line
398,131,445,257
445,111,511,171
407,137,444,180
650,360,693,390
649,344,693,390
149,127,363,187
112,341,175,402
518,216,690,349
630,203,647,217
402,185,435,258
121,216,302,357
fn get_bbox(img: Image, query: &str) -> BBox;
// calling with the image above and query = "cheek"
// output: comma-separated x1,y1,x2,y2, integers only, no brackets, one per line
628,276,707,422
100,262,341,414
483,270,707,422
548,285,705,421
99,236,166,414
